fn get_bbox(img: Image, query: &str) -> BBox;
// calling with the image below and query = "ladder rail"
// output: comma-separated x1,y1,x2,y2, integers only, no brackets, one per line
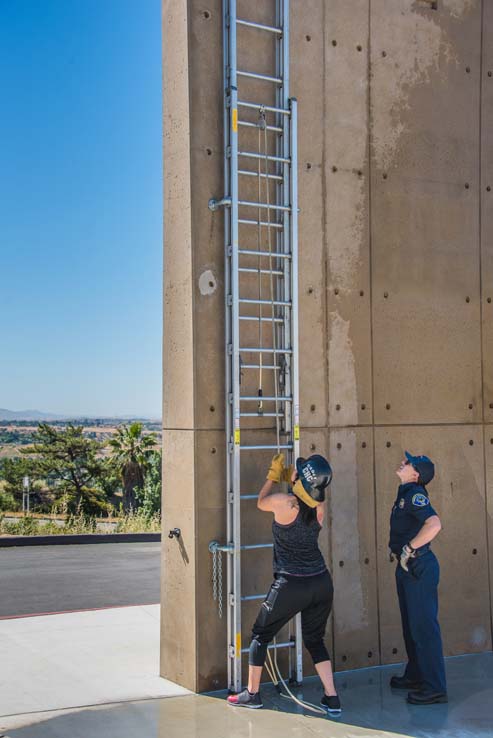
220,0,300,692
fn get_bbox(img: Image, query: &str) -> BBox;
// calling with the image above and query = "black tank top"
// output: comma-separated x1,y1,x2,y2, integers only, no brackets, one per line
272,512,327,576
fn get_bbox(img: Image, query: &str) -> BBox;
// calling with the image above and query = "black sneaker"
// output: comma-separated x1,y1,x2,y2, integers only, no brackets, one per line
390,675,423,690
320,694,342,714
227,688,263,709
407,690,448,705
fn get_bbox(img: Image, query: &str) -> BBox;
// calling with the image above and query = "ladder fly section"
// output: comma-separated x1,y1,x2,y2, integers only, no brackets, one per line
209,1,300,693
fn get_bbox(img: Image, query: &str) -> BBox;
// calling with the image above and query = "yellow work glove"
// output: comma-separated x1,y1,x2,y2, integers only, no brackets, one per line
281,464,294,483
266,453,285,483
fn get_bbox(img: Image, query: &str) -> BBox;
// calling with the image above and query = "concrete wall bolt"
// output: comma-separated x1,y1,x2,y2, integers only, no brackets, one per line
386,441,392,448
361,403,366,410
384,292,389,298
211,447,217,454
392,648,398,654
308,286,314,294
383,172,388,180
466,296,470,302
334,288,339,295
357,45,362,51
332,165,338,172
332,39,337,46
368,651,373,658
488,71,492,77
210,405,215,412
336,404,341,410
488,298,492,303
203,10,211,19
487,186,491,192
310,404,316,412
337,443,342,449
360,290,364,296
489,403,493,409
473,548,478,555
386,403,391,410
339,560,344,567
306,162,312,169
466,66,471,73
469,440,474,446
342,655,347,662
310,443,316,451
362,442,367,448
382,50,387,57
364,557,370,564
306,35,311,42
465,182,470,189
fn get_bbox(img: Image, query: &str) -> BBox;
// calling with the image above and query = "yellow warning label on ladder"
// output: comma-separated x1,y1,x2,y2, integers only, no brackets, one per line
232,108,238,132
234,428,241,445
294,425,300,441
236,632,242,657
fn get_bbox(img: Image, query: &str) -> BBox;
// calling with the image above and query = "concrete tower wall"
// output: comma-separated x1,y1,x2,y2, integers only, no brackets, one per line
162,0,493,692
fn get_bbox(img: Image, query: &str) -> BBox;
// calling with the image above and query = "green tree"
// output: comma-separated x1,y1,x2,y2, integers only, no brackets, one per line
21,423,108,514
135,450,162,517
0,456,37,507
108,422,157,511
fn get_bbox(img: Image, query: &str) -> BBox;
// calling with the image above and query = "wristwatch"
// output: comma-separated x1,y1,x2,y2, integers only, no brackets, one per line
407,542,416,553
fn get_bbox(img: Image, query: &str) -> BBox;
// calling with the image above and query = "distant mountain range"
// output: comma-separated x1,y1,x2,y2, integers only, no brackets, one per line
0,409,160,421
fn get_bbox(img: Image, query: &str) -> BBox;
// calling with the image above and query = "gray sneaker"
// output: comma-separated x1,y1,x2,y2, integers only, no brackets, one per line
227,688,263,708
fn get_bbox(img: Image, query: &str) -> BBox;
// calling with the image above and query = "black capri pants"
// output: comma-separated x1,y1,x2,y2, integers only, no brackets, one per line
249,569,333,667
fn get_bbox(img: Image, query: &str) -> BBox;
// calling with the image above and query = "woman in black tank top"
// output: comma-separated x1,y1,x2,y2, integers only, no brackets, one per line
227,453,341,714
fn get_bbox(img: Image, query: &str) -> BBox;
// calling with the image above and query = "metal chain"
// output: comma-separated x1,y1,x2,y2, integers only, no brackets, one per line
212,546,218,603
217,550,223,619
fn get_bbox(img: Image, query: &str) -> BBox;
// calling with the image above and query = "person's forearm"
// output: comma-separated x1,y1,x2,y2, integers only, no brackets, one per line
258,479,275,505
410,516,441,549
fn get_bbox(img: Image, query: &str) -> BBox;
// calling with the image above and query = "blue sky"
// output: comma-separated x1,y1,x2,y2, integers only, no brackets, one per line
0,0,162,418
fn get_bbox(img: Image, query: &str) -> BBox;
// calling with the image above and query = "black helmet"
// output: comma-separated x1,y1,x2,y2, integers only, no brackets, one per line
293,455,333,508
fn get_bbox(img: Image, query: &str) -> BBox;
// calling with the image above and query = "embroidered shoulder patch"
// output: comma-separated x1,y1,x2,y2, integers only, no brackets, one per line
412,493,429,507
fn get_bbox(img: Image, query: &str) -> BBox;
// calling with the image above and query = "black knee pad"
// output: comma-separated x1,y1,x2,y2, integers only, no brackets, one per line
304,640,330,665
249,635,268,667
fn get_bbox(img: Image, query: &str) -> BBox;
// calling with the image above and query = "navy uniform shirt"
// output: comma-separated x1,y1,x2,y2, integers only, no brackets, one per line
389,482,437,554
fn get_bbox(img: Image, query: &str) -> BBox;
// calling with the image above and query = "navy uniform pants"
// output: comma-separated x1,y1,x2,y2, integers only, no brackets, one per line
395,550,447,694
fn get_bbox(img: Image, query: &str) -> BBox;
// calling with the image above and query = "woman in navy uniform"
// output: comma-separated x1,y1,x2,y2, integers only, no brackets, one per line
389,451,447,704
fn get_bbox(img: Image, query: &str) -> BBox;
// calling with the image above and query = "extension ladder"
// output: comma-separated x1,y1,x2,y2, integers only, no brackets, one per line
208,0,300,693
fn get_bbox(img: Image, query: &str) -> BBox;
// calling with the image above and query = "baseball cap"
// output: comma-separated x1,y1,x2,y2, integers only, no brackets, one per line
405,451,435,485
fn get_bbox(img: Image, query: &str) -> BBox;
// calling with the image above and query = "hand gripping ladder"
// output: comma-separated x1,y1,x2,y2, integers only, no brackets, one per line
208,0,300,693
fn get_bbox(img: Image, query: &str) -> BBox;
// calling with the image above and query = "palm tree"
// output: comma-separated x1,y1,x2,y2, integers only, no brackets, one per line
108,423,157,512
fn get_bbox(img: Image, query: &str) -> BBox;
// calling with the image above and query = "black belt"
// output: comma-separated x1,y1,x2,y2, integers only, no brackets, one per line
391,544,430,559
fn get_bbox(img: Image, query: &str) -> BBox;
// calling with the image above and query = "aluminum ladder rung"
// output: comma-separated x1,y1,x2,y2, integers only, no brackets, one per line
240,363,280,369
238,120,283,133
239,200,290,212
238,247,290,258
239,169,283,181
240,443,294,451
241,642,294,654
241,592,267,600
240,348,293,355
240,412,284,417
240,494,259,501
236,18,282,35
239,394,292,400
238,70,282,85
239,315,283,324
238,219,283,229
241,543,273,550
239,150,290,164
238,100,291,116
239,267,284,276
240,297,291,307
